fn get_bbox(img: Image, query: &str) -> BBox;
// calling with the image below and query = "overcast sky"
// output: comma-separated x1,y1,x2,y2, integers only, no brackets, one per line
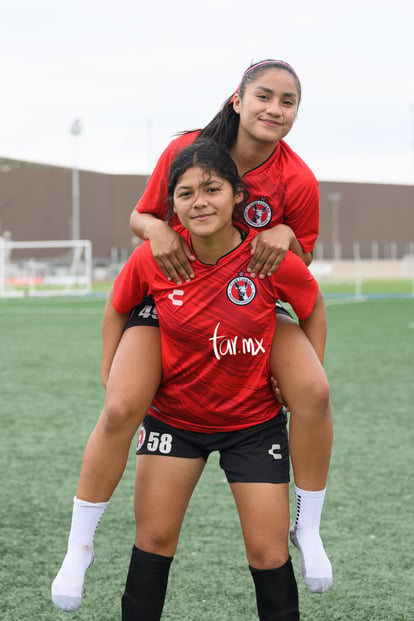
1,0,414,185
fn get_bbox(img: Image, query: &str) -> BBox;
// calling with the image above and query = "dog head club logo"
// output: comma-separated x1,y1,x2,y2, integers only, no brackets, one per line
244,198,272,228
136,425,146,453
227,272,256,306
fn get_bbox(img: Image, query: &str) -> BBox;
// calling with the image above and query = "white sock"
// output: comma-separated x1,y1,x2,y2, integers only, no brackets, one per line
51,497,109,612
290,486,332,594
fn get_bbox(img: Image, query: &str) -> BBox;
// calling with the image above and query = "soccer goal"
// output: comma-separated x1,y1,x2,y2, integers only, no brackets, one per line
0,238,93,298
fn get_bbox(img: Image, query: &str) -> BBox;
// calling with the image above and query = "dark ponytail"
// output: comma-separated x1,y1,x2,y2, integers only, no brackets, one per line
196,95,240,149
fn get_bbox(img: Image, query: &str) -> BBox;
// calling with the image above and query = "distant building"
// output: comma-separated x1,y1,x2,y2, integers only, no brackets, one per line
318,181,414,259
0,157,147,264
0,157,413,261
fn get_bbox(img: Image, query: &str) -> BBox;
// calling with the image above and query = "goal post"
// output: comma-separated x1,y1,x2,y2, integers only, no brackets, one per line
403,254,414,297
310,256,414,298
0,238,93,298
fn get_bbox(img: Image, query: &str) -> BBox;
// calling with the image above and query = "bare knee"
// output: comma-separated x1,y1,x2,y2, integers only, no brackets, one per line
286,365,330,419
100,397,142,436
247,546,289,570
307,371,330,411
135,530,178,558
271,319,330,414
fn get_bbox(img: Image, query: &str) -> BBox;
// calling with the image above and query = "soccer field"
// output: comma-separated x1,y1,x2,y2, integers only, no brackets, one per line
1,295,413,620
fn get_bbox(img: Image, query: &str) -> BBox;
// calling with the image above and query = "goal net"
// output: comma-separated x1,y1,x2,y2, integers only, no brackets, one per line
0,238,93,298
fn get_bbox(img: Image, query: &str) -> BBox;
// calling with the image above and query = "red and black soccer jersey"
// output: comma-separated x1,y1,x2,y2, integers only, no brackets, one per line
113,225,319,433
136,131,319,253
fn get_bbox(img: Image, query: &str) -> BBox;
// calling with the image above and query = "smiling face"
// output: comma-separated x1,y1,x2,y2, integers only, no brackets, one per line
233,68,299,146
173,165,242,240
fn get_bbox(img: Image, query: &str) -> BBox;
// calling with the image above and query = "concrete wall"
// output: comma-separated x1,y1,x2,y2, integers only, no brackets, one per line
318,181,414,259
0,163,147,261
1,158,413,261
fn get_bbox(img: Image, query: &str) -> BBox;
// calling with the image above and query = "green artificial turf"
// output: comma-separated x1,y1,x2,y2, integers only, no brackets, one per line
0,296,413,620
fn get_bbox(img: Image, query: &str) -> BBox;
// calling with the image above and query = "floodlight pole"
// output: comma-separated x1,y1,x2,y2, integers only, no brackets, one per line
70,119,82,240
328,192,342,260
411,104,414,182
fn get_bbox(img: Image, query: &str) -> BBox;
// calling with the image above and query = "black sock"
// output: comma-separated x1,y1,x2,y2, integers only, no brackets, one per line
121,546,173,621
249,557,299,620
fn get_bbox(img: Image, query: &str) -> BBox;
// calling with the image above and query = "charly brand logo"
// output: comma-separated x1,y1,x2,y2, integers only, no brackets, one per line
227,272,256,306
268,444,282,460
244,198,272,228
168,289,184,306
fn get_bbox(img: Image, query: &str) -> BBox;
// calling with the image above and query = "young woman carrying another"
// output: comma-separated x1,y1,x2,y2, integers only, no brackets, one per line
112,139,326,619
52,60,333,613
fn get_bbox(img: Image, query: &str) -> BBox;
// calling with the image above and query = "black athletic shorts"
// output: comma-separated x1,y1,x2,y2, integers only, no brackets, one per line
126,296,159,328
126,296,292,329
135,411,290,484
275,301,293,319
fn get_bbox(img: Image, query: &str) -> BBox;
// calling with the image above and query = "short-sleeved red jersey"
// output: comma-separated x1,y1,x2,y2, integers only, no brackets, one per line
136,132,319,253
113,225,319,433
